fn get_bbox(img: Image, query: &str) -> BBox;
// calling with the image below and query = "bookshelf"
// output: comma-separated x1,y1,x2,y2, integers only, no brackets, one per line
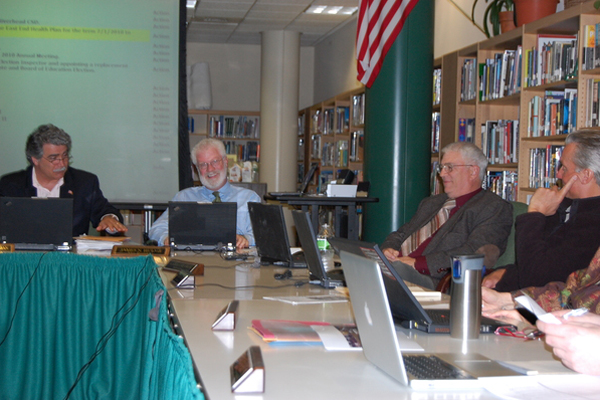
434,1,600,203
298,87,365,193
187,109,260,182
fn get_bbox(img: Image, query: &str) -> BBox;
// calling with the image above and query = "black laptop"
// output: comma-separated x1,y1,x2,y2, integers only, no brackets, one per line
0,197,73,251
168,202,237,251
329,237,510,334
291,210,345,288
268,162,318,197
248,202,306,267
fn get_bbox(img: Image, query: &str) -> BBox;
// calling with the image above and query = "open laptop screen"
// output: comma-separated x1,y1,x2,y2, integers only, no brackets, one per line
168,201,237,251
0,197,73,251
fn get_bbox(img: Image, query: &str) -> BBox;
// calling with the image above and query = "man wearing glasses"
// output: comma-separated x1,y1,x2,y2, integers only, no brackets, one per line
0,124,126,236
149,138,260,249
381,141,512,289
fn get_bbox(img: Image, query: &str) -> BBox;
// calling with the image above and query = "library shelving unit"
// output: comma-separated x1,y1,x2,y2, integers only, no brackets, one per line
298,87,365,193
435,1,600,203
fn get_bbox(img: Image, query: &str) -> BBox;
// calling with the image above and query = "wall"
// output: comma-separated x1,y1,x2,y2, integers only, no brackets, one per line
186,42,314,111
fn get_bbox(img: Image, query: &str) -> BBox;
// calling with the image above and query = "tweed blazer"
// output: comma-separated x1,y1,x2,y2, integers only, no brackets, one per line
382,190,512,280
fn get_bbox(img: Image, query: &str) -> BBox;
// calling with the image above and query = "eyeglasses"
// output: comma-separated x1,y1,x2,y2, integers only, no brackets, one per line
436,164,473,174
197,157,225,171
42,154,72,164
494,326,544,340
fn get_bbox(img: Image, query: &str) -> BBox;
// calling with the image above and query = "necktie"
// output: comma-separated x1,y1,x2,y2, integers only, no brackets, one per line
212,191,222,203
400,198,456,256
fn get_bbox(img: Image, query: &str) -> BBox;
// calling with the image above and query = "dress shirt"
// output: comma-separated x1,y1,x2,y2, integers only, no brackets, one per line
32,168,63,198
149,182,261,246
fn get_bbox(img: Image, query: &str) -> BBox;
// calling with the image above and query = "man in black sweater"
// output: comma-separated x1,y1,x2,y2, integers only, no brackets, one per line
484,130,600,292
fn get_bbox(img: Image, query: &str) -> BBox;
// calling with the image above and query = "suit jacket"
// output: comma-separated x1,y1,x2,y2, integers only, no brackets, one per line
0,166,122,236
382,190,512,282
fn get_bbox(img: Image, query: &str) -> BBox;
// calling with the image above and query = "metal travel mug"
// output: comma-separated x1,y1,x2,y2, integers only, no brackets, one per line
449,254,484,340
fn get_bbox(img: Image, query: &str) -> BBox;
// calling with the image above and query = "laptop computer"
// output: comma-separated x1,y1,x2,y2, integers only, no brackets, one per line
329,237,509,334
291,210,345,288
340,251,520,389
168,201,237,251
0,197,73,251
268,162,318,197
248,202,306,268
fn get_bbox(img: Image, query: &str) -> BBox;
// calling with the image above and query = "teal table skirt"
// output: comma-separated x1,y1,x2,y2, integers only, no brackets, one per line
0,252,204,400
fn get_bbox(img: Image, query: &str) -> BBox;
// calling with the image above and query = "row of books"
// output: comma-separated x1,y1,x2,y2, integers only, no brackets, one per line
585,78,600,127
433,67,441,106
352,93,365,126
311,106,351,135
461,58,478,102
209,115,260,139
350,131,364,162
321,140,350,167
582,24,600,71
529,146,563,189
481,119,519,165
524,34,578,88
431,112,440,153
527,89,577,137
485,171,518,201
223,140,260,162
479,48,522,102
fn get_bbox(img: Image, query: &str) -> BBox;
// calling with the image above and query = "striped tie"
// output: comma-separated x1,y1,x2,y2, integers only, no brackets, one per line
400,198,456,256
212,191,222,203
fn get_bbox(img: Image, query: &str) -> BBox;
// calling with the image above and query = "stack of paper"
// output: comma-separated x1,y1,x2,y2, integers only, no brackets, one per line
74,235,129,252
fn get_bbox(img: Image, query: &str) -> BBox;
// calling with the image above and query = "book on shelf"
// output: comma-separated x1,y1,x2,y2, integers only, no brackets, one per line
322,108,334,135
433,67,442,105
335,106,350,134
526,34,578,87
529,146,564,189
352,93,365,126
478,49,522,101
336,140,349,168
457,118,475,143
224,140,260,162
586,78,600,127
432,112,440,152
527,89,577,137
583,24,596,71
461,58,477,101
318,170,334,193
311,134,322,159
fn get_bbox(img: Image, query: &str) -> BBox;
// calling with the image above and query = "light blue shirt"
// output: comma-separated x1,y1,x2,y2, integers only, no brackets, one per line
149,182,261,246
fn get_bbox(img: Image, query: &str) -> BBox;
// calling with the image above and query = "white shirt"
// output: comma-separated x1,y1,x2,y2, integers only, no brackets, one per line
32,168,63,198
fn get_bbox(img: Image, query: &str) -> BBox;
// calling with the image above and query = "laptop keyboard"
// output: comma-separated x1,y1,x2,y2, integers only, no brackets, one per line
426,309,450,324
403,355,473,380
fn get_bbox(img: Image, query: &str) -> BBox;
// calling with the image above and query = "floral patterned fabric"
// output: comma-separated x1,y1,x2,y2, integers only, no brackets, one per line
512,247,600,314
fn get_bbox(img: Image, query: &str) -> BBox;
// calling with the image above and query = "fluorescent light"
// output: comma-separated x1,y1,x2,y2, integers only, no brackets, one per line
305,6,358,15
186,0,197,8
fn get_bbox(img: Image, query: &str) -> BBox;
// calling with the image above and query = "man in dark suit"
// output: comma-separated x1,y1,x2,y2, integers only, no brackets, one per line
381,142,512,289
0,124,126,236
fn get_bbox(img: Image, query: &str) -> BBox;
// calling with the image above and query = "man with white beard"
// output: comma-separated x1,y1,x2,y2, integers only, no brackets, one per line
149,138,260,248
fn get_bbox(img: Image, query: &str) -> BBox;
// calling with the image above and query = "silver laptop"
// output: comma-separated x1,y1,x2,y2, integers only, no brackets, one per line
168,201,237,251
340,251,519,389
0,197,73,251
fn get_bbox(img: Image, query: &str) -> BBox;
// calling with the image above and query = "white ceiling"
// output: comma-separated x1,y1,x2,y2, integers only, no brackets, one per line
186,0,359,46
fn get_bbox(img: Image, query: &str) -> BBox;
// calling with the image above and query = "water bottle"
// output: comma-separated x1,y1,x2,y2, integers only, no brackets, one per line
449,254,484,340
316,223,334,271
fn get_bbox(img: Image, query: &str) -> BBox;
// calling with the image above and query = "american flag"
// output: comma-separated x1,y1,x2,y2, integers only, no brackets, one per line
356,0,420,87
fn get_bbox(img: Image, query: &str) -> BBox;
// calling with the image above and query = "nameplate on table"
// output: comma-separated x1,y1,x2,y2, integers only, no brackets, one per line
111,245,171,257
0,243,15,253
230,346,265,394
212,300,239,331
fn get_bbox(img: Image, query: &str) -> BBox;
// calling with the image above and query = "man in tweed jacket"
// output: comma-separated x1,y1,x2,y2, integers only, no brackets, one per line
382,142,512,289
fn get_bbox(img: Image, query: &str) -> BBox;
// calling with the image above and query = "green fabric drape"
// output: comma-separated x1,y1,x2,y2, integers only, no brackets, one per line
0,252,203,400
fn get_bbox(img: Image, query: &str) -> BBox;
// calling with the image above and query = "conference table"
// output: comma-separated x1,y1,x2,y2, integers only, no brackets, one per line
161,251,568,400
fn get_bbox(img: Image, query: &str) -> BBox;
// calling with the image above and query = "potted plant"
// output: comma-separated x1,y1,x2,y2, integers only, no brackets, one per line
512,0,558,26
472,0,516,38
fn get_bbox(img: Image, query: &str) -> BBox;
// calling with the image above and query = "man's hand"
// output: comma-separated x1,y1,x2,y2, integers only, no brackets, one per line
97,215,128,234
537,311,600,375
397,256,416,268
482,268,506,288
481,287,514,314
382,247,400,261
528,176,578,216
236,234,249,249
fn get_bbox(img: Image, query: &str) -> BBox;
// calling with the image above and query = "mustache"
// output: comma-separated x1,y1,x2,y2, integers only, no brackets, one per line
53,166,67,173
